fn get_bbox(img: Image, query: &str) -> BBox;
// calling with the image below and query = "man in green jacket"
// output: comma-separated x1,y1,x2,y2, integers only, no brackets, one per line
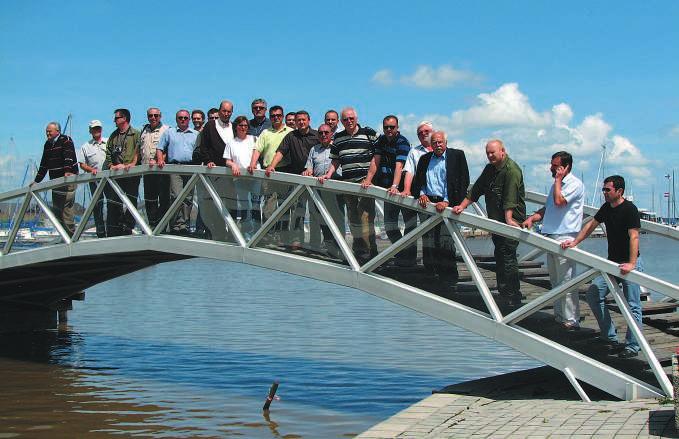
452,139,526,305
104,108,140,236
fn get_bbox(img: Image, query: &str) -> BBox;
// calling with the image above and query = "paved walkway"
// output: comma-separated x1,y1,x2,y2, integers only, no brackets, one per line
357,394,676,438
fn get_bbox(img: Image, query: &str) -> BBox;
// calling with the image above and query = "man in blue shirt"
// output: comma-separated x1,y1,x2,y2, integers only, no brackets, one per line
362,115,416,266
412,131,469,281
157,109,199,235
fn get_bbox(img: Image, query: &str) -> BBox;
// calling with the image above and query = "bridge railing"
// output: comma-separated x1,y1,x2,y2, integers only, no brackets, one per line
1,165,678,400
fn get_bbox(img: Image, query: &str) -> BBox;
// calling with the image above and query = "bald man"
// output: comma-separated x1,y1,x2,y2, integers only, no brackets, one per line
452,139,526,305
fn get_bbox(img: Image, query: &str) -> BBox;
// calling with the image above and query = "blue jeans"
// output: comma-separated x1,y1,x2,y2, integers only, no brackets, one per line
587,258,644,352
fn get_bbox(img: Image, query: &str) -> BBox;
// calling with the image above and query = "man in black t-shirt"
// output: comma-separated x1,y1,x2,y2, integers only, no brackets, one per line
561,175,643,359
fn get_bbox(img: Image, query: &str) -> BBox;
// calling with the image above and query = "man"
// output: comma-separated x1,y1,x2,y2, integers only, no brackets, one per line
156,109,199,235
303,124,343,254
103,108,141,236
248,98,272,137
247,106,294,237
77,120,108,237
138,107,169,229
207,108,219,121
401,121,434,198
324,110,341,138
33,121,78,236
320,107,378,262
197,100,233,167
285,112,297,129
195,100,234,240
411,131,469,280
266,111,318,246
191,109,205,131
561,175,643,359
362,115,415,265
522,151,585,330
452,139,525,305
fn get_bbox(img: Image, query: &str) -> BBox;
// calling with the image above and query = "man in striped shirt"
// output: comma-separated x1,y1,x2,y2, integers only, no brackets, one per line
320,107,378,262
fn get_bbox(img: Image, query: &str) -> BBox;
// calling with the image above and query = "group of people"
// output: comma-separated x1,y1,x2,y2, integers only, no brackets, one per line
34,98,644,359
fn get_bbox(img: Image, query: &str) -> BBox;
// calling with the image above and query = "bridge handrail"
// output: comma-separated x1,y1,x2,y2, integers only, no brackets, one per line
1,165,677,301
526,189,679,241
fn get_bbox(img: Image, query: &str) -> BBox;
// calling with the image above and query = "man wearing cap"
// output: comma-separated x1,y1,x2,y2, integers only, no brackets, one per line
248,98,272,137
139,107,169,229
33,121,79,236
77,120,108,237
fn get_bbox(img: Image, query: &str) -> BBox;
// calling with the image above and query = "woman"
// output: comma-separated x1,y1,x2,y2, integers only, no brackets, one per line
223,115,261,239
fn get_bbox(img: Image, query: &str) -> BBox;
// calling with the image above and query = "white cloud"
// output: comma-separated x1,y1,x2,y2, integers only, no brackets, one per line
371,69,394,86
372,65,481,89
669,124,679,138
395,82,656,192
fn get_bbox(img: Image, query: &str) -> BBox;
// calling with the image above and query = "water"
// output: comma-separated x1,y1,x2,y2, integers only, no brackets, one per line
0,234,676,437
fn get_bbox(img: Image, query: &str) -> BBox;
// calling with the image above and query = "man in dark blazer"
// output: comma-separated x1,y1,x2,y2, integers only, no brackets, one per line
411,131,469,281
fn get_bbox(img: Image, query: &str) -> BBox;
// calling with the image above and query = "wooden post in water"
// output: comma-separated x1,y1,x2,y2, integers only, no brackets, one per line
263,381,279,411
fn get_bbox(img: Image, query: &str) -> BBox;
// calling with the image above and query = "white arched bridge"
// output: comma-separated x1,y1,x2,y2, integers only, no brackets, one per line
1,165,678,402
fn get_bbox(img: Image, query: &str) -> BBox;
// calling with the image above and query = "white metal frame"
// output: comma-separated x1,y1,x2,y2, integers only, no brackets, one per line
2,165,678,401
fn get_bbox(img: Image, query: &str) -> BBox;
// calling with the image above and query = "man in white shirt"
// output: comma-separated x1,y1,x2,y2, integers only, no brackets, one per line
522,151,585,329
77,119,108,237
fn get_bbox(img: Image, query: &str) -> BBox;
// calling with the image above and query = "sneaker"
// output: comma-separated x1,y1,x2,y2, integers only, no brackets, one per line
618,348,639,359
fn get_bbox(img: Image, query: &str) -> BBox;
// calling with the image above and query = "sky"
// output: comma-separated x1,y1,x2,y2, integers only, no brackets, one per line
1,1,678,213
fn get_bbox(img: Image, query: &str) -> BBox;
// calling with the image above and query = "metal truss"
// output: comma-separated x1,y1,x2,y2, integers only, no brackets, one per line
1,165,678,401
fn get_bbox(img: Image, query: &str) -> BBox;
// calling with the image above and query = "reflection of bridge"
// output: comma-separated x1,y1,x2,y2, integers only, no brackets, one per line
1,165,678,401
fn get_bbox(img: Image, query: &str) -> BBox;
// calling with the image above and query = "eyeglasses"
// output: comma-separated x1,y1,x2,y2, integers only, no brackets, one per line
209,116,219,120
318,130,332,135
270,113,283,118
114,115,125,120
601,187,613,193
148,114,161,118
177,116,189,120
383,125,397,130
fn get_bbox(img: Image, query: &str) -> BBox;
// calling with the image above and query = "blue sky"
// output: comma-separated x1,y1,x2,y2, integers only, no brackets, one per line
1,1,678,212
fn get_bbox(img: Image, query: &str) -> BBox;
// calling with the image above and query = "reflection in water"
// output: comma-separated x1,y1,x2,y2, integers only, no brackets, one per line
1,254,545,437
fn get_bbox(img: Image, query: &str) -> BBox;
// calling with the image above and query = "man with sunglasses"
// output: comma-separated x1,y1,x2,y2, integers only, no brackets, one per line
156,109,199,235
139,107,169,229
362,115,415,266
103,108,141,236
561,175,643,359
248,98,272,137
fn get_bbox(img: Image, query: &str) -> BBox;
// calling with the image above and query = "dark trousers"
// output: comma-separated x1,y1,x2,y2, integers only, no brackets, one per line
419,197,458,279
492,234,521,297
88,182,106,238
106,176,140,236
143,174,170,229
384,201,417,261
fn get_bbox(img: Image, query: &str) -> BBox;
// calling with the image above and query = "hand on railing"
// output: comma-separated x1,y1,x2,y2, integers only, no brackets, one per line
360,178,372,189
265,165,275,177
451,205,464,215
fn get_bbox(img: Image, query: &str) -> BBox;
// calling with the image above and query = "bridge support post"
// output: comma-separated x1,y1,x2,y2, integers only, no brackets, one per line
0,307,57,333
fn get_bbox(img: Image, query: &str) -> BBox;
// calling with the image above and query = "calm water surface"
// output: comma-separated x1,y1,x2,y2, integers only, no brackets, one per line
0,234,675,438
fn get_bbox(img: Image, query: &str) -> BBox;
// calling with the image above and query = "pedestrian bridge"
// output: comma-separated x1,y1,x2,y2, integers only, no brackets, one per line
1,165,678,402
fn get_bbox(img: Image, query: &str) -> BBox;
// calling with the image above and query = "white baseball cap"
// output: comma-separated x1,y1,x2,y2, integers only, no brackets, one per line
88,119,103,129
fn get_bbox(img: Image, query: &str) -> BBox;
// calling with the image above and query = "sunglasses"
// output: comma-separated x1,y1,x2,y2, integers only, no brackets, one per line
601,187,614,193
270,113,284,118
383,125,397,130
177,116,189,120
209,116,219,120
